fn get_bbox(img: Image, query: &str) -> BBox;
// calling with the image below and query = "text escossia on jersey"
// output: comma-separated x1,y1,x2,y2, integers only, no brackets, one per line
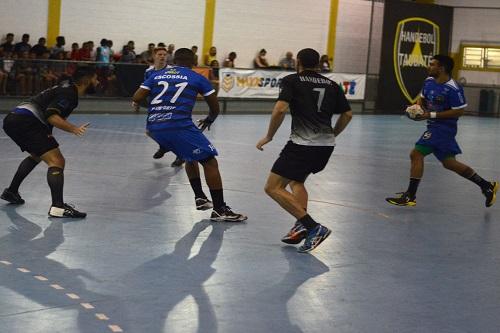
152,74,188,80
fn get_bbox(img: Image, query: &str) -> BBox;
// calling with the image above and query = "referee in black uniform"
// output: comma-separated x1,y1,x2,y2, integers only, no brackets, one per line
1,67,98,218
257,48,353,253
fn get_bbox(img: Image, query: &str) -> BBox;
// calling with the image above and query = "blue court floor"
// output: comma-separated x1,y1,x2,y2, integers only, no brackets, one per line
0,114,499,333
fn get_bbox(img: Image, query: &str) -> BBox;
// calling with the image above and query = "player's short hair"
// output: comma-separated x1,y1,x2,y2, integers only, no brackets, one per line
432,54,454,74
297,48,320,68
153,47,167,54
73,66,96,83
174,48,195,64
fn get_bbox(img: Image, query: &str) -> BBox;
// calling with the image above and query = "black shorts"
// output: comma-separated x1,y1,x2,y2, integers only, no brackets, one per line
271,141,334,182
3,113,59,157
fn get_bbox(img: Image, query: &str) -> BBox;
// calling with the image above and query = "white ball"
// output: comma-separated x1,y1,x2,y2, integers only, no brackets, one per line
405,104,424,119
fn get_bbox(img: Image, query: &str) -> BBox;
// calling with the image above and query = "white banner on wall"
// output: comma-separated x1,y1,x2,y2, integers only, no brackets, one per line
217,68,366,100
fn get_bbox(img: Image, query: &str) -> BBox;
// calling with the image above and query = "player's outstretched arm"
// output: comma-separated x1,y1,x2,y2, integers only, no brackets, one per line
47,114,90,136
198,93,220,131
333,110,353,137
256,100,289,151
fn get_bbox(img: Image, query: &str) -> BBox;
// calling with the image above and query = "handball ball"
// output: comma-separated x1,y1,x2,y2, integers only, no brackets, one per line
405,104,424,119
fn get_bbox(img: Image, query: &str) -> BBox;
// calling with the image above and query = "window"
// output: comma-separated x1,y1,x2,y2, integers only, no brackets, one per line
462,45,500,71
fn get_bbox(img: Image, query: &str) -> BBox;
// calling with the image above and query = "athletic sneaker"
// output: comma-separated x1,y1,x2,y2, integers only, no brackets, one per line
210,205,247,222
153,147,167,159
171,156,185,167
385,192,416,206
1,188,25,204
281,222,307,244
196,197,213,211
483,181,499,207
297,224,331,253
48,203,87,218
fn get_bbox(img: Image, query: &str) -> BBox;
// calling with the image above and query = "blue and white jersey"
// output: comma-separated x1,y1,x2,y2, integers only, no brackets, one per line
420,77,467,133
141,66,215,131
144,65,169,81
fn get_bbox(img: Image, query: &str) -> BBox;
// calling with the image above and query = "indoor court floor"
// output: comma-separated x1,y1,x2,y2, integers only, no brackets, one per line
0,114,499,333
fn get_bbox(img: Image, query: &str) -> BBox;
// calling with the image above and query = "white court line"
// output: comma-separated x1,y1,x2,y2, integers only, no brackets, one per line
50,284,64,290
0,260,12,265
80,303,95,309
108,325,124,332
96,313,109,320
17,268,30,273
34,275,49,281
66,293,80,300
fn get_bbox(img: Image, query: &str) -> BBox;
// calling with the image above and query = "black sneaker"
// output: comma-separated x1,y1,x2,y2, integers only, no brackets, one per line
48,203,87,218
153,148,167,159
297,224,331,253
171,156,185,167
196,197,213,211
385,192,416,206
1,188,25,204
483,181,499,207
210,205,247,222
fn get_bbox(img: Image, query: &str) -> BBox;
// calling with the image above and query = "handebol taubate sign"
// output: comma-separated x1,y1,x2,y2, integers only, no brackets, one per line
377,1,453,112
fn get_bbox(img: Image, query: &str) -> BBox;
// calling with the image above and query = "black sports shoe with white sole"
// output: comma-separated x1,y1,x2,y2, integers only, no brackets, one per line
49,203,87,218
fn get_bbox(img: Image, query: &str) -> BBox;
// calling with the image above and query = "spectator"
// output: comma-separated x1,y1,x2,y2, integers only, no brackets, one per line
38,50,58,90
14,34,31,55
51,51,68,79
15,50,34,95
191,45,199,66
320,54,331,72
119,45,135,63
209,60,220,80
127,40,136,58
203,46,217,66
70,42,81,61
79,42,91,61
30,37,48,58
0,56,7,94
253,49,269,68
223,52,237,68
279,51,296,70
0,33,15,53
141,43,155,64
88,40,96,59
96,39,111,65
50,36,66,58
107,40,119,62
166,44,175,65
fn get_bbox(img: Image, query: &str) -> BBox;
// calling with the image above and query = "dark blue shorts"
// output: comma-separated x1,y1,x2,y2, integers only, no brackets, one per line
149,124,218,162
415,129,462,161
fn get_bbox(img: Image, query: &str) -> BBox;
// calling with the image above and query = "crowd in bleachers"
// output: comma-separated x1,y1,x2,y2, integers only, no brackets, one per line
0,32,333,96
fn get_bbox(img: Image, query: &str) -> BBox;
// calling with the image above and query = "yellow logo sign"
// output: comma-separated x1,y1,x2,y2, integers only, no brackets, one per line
393,17,439,103
222,73,234,92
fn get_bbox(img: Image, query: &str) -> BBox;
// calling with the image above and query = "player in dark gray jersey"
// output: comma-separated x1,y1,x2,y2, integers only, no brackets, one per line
256,48,353,253
1,67,98,218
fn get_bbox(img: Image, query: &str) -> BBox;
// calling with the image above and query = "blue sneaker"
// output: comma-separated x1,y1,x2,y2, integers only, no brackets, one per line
297,224,331,253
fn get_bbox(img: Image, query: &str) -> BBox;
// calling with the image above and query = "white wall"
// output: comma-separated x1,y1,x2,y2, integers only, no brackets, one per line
0,0,47,44
60,0,204,53
335,0,384,74
213,0,330,69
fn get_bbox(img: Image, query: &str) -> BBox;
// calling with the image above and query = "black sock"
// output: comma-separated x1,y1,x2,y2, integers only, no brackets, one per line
406,178,421,198
189,177,206,199
47,167,64,208
8,157,40,192
209,189,224,210
298,214,319,230
468,173,491,190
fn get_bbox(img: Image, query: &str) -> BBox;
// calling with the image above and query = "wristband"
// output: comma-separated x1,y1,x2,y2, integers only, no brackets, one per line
430,112,437,119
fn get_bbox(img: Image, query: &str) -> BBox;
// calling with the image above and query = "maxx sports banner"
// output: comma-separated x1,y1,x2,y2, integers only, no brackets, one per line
217,68,366,100
377,0,453,112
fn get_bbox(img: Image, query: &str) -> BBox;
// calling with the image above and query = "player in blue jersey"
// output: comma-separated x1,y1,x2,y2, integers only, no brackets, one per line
132,48,247,221
386,55,498,207
133,47,185,167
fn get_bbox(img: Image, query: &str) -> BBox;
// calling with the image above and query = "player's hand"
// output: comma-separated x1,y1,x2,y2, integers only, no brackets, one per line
414,112,430,121
256,136,272,151
197,117,215,131
73,123,90,137
132,101,140,112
